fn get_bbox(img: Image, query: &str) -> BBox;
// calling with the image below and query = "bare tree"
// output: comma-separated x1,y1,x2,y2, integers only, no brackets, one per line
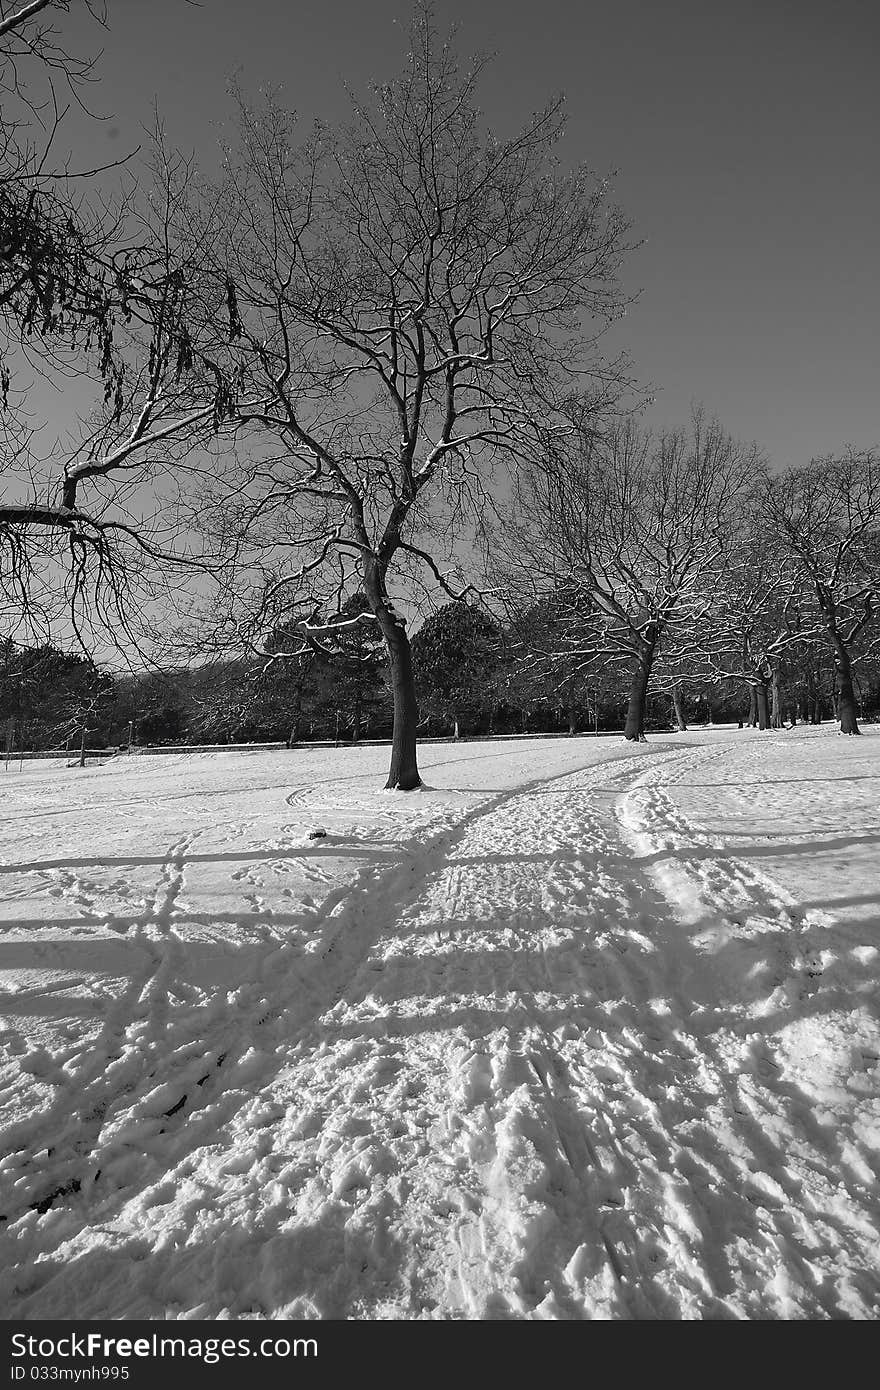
0,5,241,653
505,411,759,740
181,10,635,787
499,584,612,733
0,132,250,649
759,452,880,735
0,2,123,381
698,524,821,729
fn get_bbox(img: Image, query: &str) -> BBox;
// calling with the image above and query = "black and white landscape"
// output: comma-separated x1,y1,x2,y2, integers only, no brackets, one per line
0,0,878,1323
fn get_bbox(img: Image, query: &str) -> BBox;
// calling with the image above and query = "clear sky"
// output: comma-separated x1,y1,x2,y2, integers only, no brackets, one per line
65,0,878,467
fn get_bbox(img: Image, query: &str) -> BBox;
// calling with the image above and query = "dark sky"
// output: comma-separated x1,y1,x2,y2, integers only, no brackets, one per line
71,0,878,468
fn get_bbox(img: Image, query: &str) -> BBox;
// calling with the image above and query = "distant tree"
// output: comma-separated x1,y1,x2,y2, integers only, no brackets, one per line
412,602,506,737
248,643,315,746
702,527,817,730
61,661,115,763
182,661,255,744
112,668,190,745
506,411,758,740
503,589,607,733
0,639,113,750
313,600,389,743
760,452,880,735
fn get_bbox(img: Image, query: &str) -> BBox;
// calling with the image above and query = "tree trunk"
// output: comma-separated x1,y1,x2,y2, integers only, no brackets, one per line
747,684,758,727
363,560,421,788
756,681,770,730
383,621,421,788
567,699,577,736
624,642,654,741
770,667,784,729
672,686,687,732
287,682,302,747
453,717,460,740
831,635,860,735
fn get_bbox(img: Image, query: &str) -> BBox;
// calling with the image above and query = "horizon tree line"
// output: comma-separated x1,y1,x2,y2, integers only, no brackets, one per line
3,582,878,756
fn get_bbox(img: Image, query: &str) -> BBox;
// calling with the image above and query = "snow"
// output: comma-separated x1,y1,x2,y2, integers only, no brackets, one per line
0,727,878,1319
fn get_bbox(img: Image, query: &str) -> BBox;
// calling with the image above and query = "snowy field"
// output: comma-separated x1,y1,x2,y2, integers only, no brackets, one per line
0,726,878,1320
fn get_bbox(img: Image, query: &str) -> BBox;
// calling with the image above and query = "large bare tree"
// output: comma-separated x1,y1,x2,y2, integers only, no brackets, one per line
183,11,635,787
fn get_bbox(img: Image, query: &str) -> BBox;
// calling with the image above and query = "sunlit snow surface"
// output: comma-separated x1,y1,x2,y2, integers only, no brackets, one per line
0,727,878,1319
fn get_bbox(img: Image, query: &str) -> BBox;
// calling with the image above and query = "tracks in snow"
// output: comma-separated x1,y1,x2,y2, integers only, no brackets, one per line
0,770,577,1231
3,741,879,1320
233,741,879,1320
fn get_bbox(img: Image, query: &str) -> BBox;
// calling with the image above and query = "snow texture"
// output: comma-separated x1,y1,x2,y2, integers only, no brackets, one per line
0,727,878,1319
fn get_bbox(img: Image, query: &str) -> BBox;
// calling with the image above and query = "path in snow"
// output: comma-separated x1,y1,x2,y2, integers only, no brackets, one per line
0,734,878,1318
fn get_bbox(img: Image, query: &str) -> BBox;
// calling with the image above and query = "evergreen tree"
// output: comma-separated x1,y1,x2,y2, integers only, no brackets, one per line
412,604,506,737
